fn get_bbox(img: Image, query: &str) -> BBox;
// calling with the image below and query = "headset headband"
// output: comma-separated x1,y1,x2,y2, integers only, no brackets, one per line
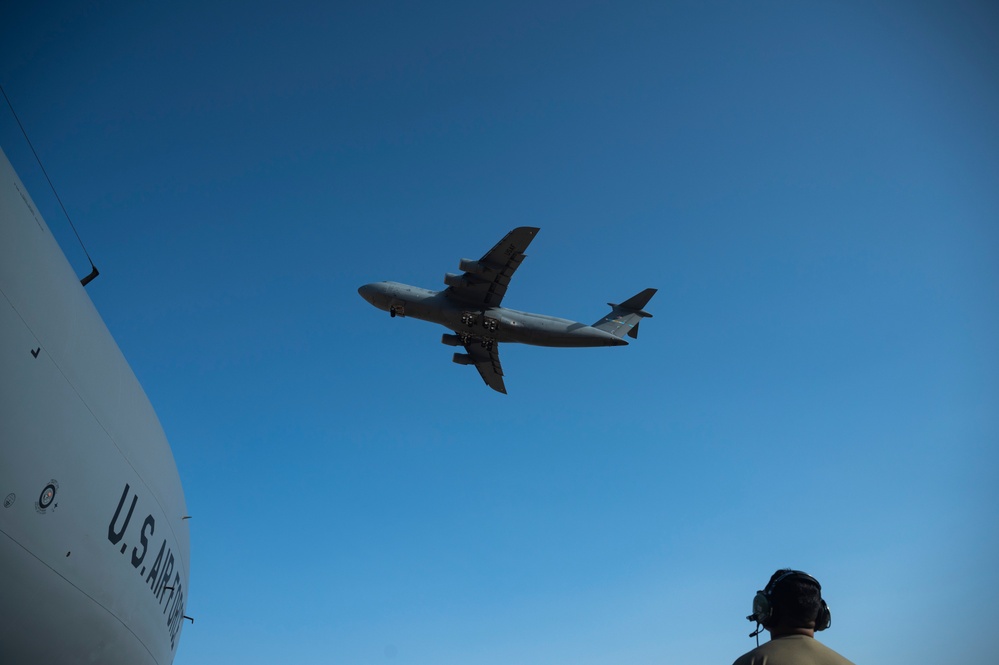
766,569,821,594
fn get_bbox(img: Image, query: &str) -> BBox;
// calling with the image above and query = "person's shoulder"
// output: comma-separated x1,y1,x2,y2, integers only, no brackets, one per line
810,638,856,665
732,636,855,665
778,635,856,665
731,642,770,665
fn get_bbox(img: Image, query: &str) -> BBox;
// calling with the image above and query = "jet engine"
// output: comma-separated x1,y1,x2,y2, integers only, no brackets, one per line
458,258,488,274
452,353,476,365
441,333,463,347
444,272,474,288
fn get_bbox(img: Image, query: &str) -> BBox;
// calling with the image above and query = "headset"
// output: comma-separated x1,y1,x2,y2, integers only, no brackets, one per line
747,569,831,639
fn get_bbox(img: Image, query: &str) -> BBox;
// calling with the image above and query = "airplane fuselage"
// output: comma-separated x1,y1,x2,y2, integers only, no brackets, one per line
1,147,190,663
358,281,627,348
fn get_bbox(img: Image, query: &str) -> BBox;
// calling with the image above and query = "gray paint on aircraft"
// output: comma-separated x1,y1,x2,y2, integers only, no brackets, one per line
359,227,656,393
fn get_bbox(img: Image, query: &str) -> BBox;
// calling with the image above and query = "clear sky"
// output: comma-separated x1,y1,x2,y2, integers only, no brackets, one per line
2,2,997,664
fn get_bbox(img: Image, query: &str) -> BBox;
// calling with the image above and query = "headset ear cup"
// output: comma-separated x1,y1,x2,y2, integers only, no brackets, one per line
815,600,831,631
752,591,772,627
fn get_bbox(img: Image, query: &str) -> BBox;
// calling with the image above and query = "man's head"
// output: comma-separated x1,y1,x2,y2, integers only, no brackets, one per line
749,569,831,635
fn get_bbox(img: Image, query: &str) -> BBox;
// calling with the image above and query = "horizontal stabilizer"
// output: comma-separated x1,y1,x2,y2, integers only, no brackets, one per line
593,288,657,339
611,287,656,317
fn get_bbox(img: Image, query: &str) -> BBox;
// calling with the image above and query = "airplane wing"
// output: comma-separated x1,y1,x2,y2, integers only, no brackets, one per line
460,339,507,394
444,226,540,308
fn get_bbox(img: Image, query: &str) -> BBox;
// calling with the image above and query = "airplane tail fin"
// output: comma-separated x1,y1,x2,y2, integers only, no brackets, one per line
592,288,657,339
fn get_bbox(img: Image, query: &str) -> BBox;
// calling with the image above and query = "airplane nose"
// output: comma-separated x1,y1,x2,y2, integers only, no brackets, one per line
358,284,376,304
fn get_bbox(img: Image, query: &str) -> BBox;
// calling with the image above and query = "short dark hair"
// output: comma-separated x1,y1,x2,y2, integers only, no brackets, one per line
770,572,823,627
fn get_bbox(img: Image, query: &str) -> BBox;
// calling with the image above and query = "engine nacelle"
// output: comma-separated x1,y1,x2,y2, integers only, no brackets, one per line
452,353,476,366
441,333,463,347
458,258,488,274
444,272,472,288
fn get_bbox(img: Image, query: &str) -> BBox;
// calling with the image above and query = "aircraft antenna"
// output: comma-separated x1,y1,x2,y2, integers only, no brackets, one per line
1,82,100,286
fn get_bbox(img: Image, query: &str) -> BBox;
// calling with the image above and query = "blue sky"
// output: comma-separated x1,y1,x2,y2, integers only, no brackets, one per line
2,2,997,663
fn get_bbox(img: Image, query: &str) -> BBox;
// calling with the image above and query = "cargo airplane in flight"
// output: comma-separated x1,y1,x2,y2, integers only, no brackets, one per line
358,226,656,393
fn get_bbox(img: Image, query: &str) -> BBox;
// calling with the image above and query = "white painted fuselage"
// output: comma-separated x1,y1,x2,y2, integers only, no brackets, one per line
0,147,190,664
